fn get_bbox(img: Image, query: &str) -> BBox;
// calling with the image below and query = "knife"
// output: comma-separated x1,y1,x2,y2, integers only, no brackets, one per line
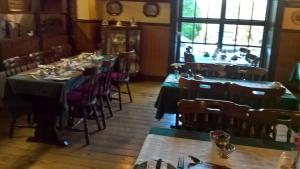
156,158,162,169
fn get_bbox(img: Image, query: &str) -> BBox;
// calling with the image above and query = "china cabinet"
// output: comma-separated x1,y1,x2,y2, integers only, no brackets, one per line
100,25,142,75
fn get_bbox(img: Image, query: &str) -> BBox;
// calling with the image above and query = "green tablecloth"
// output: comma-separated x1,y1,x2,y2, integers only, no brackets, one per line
4,73,85,115
289,62,300,83
149,127,295,150
155,74,299,119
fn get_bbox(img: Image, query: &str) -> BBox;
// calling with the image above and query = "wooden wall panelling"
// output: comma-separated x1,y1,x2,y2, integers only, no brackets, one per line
140,25,169,77
41,34,68,50
72,21,99,53
274,31,300,89
0,36,39,59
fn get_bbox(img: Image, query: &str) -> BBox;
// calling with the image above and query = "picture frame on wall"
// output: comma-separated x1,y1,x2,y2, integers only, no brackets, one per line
106,0,123,16
143,2,160,17
282,7,300,30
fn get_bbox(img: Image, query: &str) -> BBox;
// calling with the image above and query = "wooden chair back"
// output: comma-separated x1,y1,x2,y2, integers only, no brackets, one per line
197,80,228,99
51,45,72,59
246,53,260,67
249,109,293,142
177,99,208,131
184,53,195,63
185,62,202,74
204,64,225,77
178,77,199,99
224,65,240,79
98,60,114,96
223,101,252,137
2,55,35,76
116,51,136,81
245,67,268,81
228,83,254,106
239,47,250,57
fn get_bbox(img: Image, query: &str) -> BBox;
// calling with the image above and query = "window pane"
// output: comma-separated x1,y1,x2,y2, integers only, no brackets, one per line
193,23,204,43
194,23,219,43
223,24,237,45
236,25,250,46
193,44,217,56
181,22,195,42
249,26,264,46
248,47,261,57
252,0,267,20
239,0,254,20
195,0,222,18
225,0,240,19
182,0,196,17
206,24,220,43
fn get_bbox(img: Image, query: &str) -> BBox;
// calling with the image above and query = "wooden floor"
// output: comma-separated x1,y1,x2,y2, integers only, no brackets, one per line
0,81,294,169
0,81,174,169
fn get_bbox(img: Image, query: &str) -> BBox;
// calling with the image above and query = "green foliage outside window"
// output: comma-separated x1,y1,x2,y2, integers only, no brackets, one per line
181,0,202,41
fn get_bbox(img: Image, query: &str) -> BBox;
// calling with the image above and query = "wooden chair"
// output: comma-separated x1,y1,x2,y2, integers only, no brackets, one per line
178,77,200,99
249,109,293,142
227,83,255,106
244,67,268,81
228,83,285,109
111,51,135,110
97,59,116,118
197,80,228,100
223,101,252,137
184,53,195,63
177,99,209,131
67,66,105,145
184,62,202,74
203,64,225,77
239,47,250,58
224,65,241,79
2,56,33,77
51,45,72,59
246,53,260,67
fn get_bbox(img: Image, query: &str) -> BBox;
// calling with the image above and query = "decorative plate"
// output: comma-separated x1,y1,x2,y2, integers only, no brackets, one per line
143,2,160,17
106,0,123,16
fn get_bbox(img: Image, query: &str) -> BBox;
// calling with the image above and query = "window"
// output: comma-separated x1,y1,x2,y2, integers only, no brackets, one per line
177,0,269,65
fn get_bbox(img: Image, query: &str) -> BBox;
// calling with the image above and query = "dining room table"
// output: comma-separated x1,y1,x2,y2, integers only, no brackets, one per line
155,74,299,120
4,53,112,146
135,127,298,169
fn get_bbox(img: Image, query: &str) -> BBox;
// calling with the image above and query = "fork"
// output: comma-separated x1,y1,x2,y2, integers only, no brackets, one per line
177,157,184,169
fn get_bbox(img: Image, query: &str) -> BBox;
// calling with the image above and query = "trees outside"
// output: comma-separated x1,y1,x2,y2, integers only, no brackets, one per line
181,0,202,41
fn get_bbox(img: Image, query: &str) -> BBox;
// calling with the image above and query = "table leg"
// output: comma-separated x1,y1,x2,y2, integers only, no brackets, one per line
27,97,69,146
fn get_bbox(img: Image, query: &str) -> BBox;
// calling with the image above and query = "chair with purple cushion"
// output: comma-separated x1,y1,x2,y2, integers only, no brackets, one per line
111,51,135,110
67,66,105,145
97,59,116,117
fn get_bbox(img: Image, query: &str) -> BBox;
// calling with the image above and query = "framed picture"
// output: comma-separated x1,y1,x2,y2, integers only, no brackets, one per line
106,0,123,16
143,2,160,17
282,7,300,30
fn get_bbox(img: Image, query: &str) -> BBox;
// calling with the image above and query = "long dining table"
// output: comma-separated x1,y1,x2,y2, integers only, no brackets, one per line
135,127,298,169
4,54,111,145
155,74,299,120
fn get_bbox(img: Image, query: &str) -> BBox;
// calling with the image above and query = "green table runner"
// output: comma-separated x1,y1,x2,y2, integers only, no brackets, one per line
155,74,299,119
149,127,295,150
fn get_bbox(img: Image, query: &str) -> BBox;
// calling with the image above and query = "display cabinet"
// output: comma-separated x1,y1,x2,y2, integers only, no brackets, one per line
100,25,141,75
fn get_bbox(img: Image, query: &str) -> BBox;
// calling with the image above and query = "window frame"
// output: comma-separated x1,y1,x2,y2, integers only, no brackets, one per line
176,0,271,66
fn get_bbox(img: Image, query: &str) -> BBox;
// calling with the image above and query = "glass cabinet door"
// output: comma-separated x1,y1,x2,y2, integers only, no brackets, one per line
106,29,126,55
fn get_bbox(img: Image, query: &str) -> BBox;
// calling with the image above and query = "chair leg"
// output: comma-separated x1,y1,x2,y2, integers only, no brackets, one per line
105,95,113,117
117,85,122,110
91,106,102,130
126,82,133,103
9,115,17,138
82,108,90,145
99,106,106,129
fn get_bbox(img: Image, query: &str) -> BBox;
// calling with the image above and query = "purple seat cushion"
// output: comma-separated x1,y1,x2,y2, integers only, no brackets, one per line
67,90,84,105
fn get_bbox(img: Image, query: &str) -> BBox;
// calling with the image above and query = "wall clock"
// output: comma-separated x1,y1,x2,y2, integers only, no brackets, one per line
143,2,160,17
106,0,123,16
